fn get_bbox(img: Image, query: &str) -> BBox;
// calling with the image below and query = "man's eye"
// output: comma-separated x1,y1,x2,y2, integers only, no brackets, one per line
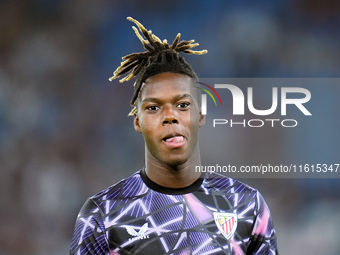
177,102,190,109
146,105,159,111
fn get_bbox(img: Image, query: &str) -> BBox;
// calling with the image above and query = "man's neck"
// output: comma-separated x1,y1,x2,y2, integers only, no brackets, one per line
144,153,202,189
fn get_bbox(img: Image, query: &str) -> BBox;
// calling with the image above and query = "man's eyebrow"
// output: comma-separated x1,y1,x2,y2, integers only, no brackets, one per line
141,97,159,103
141,94,193,103
174,94,193,101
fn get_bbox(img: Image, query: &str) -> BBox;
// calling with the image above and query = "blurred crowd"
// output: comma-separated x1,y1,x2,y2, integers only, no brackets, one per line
0,0,339,254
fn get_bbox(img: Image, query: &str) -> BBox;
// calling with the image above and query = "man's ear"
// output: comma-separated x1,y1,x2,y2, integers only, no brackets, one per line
199,112,206,127
134,113,142,133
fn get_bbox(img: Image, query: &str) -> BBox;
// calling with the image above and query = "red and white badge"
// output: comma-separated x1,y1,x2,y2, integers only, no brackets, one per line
213,212,238,240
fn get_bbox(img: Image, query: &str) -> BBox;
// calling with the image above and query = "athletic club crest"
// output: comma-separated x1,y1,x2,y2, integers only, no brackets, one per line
213,212,238,240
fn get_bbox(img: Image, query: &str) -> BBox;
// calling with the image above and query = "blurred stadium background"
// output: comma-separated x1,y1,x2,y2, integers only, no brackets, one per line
1,0,339,254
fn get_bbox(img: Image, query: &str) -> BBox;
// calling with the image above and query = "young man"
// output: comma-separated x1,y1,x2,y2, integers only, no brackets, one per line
70,17,278,255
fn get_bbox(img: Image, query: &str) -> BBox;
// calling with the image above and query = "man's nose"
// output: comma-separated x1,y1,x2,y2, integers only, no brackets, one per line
162,107,179,125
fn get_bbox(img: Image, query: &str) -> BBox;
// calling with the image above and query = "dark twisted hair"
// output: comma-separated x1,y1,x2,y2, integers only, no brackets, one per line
109,17,208,115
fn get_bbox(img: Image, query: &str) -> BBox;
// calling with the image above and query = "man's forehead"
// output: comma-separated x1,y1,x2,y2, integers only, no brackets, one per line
139,73,196,97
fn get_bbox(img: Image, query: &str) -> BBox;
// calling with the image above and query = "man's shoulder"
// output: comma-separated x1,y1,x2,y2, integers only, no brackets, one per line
203,171,258,194
76,170,148,218
88,170,147,205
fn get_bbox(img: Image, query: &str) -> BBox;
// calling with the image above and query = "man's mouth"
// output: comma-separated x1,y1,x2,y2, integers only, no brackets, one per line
162,135,185,148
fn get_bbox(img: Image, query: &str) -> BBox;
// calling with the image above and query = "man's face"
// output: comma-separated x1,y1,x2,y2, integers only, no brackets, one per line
134,72,205,167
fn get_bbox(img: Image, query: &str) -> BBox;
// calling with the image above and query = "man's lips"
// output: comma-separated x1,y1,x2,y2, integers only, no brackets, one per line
162,135,185,148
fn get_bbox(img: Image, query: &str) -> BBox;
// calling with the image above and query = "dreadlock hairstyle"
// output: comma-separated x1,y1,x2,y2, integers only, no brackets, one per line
109,17,208,116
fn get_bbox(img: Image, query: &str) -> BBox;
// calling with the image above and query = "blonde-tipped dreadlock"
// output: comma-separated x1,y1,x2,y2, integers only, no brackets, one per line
109,17,208,115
